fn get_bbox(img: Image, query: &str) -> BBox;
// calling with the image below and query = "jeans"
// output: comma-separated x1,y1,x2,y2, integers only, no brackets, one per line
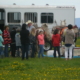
72,44,75,57
31,44,36,58
16,46,21,57
54,46,60,58
0,46,3,56
38,45,44,58
65,45,73,59
21,44,29,59
4,44,9,57
28,45,31,54
11,43,16,57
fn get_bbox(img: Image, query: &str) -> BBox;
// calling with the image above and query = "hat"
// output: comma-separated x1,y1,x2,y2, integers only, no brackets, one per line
26,20,33,24
0,30,2,34
38,29,43,33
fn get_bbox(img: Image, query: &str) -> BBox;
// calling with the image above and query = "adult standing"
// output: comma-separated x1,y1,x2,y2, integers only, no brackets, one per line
64,24,75,60
3,26,11,57
26,20,35,55
20,24,30,60
0,30,4,58
26,20,35,32
10,27,16,57
29,28,36,58
15,27,21,57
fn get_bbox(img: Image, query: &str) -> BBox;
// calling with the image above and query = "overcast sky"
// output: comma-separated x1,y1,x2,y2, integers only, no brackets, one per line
0,0,80,18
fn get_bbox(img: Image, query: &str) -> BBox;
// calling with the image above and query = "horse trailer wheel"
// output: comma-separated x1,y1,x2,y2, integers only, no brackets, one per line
43,41,52,51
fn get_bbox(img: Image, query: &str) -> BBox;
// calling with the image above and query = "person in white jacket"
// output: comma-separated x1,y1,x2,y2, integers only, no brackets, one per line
15,27,21,57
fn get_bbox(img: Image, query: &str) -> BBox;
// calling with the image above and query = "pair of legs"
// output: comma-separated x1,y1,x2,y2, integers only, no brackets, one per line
31,44,36,58
16,46,22,57
4,44,9,57
10,43,16,57
38,45,44,58
21,44,29,60
65,45,73,60
54,46,60,58
0,46,3,58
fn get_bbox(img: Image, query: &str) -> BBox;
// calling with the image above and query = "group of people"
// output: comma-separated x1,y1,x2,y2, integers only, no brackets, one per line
0,20,76,60
52,24,75,60
0,20,45,60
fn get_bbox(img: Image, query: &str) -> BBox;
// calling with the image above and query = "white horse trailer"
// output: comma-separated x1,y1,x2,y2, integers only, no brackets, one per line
0,5,75,31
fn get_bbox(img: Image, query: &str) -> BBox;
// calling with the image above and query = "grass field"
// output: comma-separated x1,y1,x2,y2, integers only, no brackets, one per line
0,57,80,80
76,37,80,47
0,37,80,80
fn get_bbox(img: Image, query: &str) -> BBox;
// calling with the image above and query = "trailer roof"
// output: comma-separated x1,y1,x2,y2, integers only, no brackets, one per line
0,5,75,9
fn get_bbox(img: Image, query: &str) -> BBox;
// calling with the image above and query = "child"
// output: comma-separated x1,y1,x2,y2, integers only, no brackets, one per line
52,29,61,58
15,27,21,57
0,30,4,58
37,29,44,58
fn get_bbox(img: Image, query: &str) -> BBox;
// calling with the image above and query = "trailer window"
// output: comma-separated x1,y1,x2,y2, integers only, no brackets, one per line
8,12,21,23
0,12,4,20
24,12,37,23
41,13,53,23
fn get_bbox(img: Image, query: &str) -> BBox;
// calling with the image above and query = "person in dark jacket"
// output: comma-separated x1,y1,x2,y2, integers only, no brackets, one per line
30,28,36,58
52,29,61,58
10,27,16,57
20,24,30,60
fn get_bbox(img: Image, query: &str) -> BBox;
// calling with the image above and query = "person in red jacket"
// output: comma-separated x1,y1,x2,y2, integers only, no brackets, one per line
52,29,61,58
3,26,11,57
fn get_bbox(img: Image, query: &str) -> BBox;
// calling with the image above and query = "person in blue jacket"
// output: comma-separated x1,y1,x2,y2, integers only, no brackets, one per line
0,29,4,58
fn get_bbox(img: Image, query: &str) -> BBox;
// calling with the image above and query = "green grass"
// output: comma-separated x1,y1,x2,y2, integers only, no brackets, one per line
0,57,80,80
75,37,80,47
76,37,80,45
0,37,80,80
